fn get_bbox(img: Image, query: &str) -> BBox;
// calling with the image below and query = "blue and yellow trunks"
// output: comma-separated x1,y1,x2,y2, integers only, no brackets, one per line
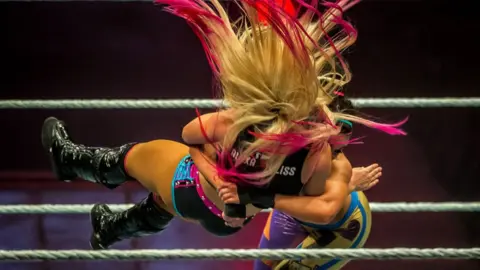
255,191,372,270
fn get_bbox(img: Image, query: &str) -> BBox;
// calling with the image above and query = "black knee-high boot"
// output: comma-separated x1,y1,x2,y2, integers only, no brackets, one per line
90,193,173,249
41,117,136,189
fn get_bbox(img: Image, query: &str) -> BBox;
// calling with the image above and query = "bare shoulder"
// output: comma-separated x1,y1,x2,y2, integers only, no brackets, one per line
182,109,236,144
204,109,235,125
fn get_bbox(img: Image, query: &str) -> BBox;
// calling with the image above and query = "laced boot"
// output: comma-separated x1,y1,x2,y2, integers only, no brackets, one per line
41,117,136,189
89,193,173,249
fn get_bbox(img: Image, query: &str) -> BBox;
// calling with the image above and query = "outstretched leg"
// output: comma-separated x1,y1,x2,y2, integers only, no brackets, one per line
41,117,182,249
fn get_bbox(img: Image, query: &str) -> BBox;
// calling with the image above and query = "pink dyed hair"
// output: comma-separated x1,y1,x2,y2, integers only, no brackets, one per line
157,0,407,184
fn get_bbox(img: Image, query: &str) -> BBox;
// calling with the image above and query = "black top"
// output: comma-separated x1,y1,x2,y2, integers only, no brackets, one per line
219,125,309,196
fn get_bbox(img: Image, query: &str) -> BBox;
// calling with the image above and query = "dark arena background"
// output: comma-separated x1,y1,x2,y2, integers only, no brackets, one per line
1,0,479,270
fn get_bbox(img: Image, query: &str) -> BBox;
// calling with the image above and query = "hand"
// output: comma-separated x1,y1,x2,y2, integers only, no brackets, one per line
222,212,245,227
350,163,382,192
217,182,240,204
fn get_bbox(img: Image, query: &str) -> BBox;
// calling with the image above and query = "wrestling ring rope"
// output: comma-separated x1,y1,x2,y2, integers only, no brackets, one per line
1,96,480,262
2,0,480,263
1,97,480,109
1,202,479,214
1,0,479,266
0,248,479,261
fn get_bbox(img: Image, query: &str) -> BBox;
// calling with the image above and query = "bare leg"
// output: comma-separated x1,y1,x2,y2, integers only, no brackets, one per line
124,140,190,215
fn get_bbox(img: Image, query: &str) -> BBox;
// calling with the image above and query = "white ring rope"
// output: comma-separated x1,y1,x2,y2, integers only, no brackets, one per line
0,202,478,214
0,98,479,109
0,248,478,261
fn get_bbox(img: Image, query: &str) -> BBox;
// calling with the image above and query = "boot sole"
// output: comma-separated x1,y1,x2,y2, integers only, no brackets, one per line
41,117,72,182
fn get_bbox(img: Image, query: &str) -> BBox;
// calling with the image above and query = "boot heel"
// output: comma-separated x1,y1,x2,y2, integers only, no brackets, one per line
41,117,75,182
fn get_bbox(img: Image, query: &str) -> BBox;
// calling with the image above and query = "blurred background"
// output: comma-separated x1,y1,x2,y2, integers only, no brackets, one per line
1,0,479,269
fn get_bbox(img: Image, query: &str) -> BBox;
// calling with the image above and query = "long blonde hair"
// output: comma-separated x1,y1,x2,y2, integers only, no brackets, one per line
158,0,406,183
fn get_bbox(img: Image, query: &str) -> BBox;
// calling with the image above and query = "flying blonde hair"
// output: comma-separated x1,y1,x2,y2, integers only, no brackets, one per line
157,0,406,184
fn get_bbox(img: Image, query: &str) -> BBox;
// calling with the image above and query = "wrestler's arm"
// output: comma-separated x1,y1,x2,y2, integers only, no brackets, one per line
273,152,351,224
182,110,232,188
182,110,232,145
188,146,224,188
184,110,250,218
